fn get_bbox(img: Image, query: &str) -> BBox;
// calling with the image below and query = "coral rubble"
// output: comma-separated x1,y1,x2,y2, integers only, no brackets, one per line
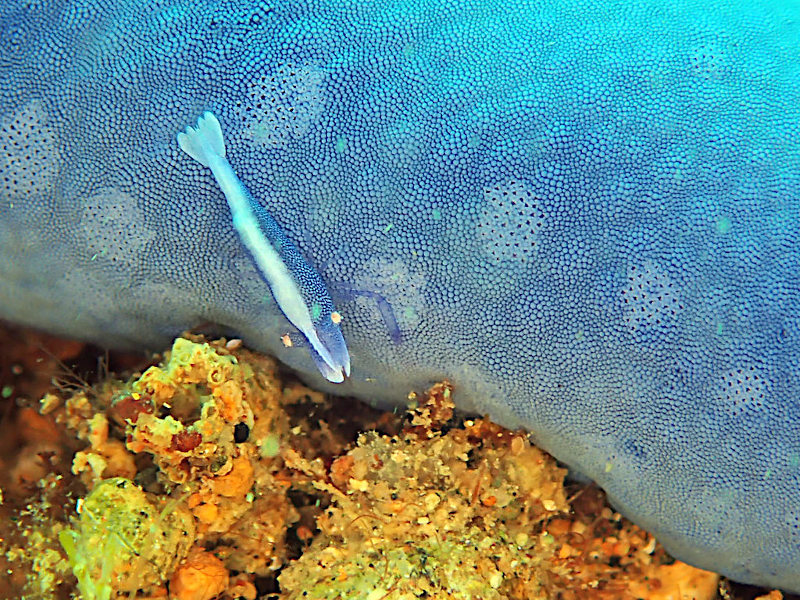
0,334,731,599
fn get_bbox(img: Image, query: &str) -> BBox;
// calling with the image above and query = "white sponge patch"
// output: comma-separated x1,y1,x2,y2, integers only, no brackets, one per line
478,179,545,263
79,188,155,266
238,63,326,147
0,100,61,199
621,260,683,332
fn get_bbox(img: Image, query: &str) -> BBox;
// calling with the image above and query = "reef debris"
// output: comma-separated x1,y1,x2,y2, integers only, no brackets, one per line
0,334,727,599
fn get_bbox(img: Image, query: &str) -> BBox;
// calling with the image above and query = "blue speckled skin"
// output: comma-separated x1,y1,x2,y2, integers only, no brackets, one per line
1,0,799,590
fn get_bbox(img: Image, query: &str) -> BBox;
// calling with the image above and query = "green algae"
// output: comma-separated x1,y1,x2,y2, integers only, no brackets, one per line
59,477,195,600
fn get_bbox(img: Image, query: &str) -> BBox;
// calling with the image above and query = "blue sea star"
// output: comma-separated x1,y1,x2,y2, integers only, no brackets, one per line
1,0,798,590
